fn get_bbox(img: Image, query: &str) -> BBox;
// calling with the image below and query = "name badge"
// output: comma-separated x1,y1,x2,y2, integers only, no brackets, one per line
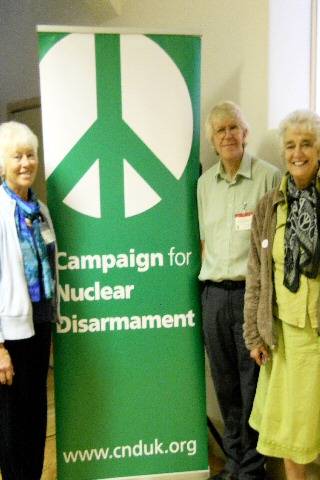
235,211,253,231
40,221,55,245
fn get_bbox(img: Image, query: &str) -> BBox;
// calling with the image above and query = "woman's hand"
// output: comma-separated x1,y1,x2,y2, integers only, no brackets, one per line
250,345,270,366
0,345,14,385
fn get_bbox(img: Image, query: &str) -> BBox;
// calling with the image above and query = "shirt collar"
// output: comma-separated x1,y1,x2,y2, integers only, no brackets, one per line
215,151,252,181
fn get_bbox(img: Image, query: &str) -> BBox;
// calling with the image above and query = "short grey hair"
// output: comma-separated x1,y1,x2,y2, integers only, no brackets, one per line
279,109,320,152
205,100,249,142
0,121,38,168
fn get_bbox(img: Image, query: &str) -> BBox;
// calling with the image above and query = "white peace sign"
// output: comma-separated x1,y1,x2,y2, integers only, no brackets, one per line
39,33,193,218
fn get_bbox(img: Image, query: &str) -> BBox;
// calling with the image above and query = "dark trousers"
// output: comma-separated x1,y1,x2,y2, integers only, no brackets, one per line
202,283,264,480
0,322,51,480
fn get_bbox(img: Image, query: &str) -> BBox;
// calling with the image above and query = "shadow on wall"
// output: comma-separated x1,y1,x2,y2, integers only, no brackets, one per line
257,128,285,173
201,65,243,172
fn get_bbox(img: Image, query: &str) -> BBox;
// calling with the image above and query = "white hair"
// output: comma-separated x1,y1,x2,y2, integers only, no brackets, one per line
205,100,249,143
0,121,38,168
279,109,320,152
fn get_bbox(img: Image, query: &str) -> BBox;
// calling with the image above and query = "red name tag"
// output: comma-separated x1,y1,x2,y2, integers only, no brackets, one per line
234,211,253,231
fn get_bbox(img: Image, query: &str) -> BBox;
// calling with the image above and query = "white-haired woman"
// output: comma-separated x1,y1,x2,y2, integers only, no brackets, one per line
244,110,320,480
0,121,57,480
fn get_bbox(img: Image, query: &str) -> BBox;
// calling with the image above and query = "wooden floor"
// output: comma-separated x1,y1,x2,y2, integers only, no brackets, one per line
42,367,56,480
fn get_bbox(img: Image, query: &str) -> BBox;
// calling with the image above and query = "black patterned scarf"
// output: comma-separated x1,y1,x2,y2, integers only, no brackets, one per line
284,175,320,292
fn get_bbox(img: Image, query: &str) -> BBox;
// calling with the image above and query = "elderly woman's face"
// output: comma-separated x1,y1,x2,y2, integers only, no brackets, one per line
284,128,319,189
3,144,38,199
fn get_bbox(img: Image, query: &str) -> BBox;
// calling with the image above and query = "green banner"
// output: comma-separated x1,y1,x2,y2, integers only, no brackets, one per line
38,29,207,480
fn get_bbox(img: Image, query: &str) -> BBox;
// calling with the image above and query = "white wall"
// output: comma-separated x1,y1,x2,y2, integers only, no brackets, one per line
0,0,119,123
1,0,273,169
106,0,272,170
269,0,312,128
4,1,314,167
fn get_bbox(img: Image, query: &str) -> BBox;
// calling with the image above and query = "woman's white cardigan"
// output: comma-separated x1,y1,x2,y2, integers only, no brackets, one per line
0,185,58,343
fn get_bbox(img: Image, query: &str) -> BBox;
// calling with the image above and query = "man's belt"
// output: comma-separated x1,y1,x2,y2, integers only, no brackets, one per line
205,280,245,290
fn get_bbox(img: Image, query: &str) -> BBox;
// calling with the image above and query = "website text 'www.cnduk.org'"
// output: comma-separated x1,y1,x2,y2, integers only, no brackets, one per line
63,438,197,464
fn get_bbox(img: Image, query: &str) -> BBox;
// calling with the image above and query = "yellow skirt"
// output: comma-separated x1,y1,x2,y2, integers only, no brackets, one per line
249,318,320,464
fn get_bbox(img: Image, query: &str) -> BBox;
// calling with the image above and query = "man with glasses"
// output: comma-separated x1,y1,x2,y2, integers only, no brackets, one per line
198,101,281,480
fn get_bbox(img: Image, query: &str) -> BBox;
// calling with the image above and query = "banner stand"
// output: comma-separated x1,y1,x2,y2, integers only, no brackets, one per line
38,25,208,480
104,470,209,480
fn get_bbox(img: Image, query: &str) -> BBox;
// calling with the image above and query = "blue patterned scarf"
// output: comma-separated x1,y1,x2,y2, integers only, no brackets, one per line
3,182,54,302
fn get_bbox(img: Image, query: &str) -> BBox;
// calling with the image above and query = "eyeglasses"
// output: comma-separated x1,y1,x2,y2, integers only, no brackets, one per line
213,125,241,137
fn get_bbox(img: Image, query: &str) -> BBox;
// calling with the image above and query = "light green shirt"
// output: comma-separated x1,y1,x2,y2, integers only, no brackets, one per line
273,176,320,328
197,152,281,281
